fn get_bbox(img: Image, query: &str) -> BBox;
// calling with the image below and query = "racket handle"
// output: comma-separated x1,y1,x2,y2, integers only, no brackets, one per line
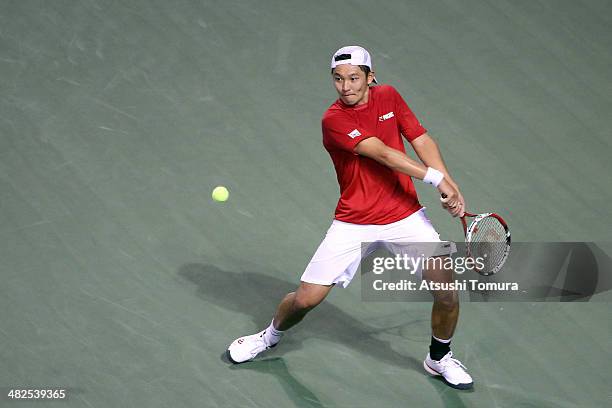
441,192,468,220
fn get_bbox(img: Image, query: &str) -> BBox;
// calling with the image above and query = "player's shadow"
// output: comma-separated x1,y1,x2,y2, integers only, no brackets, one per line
178,263,424,372
229,357,324,408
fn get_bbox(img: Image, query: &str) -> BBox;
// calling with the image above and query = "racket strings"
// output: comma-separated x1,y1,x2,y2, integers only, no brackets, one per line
468,217,507,273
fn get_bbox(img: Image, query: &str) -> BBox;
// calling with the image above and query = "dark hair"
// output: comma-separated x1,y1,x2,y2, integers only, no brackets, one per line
359,65,371,76
331,65,372,76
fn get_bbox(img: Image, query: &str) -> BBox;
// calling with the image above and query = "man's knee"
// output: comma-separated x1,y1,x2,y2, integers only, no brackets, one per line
292,284,331,312
293,292,325,312
433,290,458,310
292,296,318,313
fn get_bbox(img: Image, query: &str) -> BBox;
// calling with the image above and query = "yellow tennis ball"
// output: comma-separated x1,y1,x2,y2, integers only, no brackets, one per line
212,186,229,202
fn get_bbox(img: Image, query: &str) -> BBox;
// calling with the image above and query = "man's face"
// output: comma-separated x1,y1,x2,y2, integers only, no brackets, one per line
332,64,374,106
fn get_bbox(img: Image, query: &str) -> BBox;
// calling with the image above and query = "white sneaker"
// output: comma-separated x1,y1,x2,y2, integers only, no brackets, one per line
424,351,474,390
226,330,276,364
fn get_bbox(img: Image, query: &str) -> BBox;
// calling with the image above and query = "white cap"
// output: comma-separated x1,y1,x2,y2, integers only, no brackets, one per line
330,45,377,83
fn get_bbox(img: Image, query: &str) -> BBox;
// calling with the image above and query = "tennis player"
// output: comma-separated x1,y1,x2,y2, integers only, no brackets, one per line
227,46,473,390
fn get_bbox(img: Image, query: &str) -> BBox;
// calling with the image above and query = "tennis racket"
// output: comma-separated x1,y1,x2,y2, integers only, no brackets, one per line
461,212,511,275
441,194,511,275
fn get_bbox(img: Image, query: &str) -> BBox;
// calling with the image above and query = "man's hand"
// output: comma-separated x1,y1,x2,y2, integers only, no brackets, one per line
454,190,466,217
438,180,463,217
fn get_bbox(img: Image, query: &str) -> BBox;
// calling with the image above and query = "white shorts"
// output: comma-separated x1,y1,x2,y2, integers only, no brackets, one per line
300,208,456,288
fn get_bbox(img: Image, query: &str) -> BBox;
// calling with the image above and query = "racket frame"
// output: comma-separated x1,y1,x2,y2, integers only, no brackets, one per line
461,212,511,276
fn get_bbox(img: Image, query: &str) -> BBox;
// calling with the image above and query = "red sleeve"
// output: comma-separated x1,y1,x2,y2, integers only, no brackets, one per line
391,87,427,141
322,111,374,154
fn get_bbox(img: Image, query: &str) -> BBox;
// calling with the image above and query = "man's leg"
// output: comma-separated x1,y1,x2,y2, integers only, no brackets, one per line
424,256,459,340
273,282,334,331
422,256,472,390
227,282,333,364
379,210,472,388
227,219,368,364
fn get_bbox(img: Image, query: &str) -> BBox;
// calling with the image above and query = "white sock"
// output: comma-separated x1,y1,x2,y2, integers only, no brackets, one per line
263,320,283,347
433,334,452,344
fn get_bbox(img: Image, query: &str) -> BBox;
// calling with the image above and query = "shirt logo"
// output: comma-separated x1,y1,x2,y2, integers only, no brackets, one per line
348,129,361,138
379,111,395,121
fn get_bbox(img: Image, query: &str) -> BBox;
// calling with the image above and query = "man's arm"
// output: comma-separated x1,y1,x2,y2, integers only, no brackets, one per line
410,133,465,215
354,137,462,216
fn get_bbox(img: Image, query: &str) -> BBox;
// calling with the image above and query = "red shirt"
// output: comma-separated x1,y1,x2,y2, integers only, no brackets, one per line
322,85,427,225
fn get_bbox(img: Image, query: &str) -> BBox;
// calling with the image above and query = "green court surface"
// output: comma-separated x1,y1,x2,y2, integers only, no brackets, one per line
1,0,611,407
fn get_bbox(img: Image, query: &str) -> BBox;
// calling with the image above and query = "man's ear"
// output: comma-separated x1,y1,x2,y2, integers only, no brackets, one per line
367,71,376,85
